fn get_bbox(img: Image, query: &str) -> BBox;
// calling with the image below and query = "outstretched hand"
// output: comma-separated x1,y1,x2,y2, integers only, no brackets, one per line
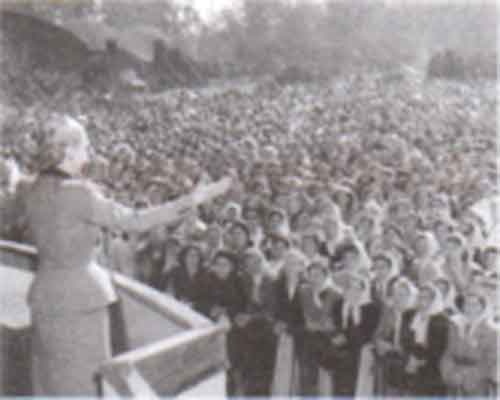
191,176,232,207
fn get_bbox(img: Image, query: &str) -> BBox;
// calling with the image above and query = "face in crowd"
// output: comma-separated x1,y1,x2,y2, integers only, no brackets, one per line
212,254,234,280
391,281,413,310
462,293,486,319
372,256,392,282
416,286,436,313
184,247,202,272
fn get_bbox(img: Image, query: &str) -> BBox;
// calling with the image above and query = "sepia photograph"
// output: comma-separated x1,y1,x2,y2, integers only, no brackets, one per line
0,0,497,397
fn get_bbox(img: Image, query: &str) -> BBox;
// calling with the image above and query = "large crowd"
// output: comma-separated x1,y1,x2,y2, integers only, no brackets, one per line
0,72,498,396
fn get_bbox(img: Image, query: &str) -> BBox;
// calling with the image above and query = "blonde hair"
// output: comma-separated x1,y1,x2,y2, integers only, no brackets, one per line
38,115,88,171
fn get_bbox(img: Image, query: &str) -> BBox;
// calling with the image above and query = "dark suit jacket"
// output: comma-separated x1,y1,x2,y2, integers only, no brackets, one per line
197,269,245,319
400,309,449,395
171,266,206,311
332,299,381,358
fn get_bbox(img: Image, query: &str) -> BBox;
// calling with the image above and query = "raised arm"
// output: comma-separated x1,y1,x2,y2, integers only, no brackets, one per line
85,178,231,233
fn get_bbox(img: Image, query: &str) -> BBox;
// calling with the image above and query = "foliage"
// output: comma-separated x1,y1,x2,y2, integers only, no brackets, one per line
197,0,496,79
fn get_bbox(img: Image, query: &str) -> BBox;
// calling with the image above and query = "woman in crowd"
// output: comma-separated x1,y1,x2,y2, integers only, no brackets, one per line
170,244,206,310
441,292,493,396
234,249,278,395
272,248,308,396
223,220,252,256
296,261,339,396
108,231,139,278
374,277,417,395
434,276,458,317
199,251,245,395
400,284,449,396
410,230,440,283
135,233,165,289
265,233,290,279
331,272,381,396
160,235,183,293
370,252,399,305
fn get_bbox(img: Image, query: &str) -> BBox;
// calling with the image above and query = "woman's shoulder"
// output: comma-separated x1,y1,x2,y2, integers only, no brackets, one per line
402,308,417,322
361,300,382,318
430,312,451,330
25,175,94,209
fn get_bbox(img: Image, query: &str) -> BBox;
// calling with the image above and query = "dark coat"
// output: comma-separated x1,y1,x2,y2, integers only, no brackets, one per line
400,309,449,396
170,266,206,312
295,283,340,395
197,268,246,373
273,272,304,334
197,269,245,319
331,299,381,396
233,271,279,396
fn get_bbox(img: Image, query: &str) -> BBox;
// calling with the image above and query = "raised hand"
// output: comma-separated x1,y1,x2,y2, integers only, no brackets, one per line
191,176,232,207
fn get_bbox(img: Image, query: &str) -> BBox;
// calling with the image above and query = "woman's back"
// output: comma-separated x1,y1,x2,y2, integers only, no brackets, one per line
27,174,100,268
26,174,116,315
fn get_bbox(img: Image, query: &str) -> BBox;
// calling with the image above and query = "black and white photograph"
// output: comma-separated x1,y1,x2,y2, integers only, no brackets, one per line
0,0,497,397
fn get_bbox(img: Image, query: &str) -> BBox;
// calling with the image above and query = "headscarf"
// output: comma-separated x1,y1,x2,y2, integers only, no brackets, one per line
242,248,269,303
372,250,400,300
322,206,349,256
267,207,291,237
203,223,224,254
414,231,443,285
350,233,372,272
305,259,331,307
282,248,308,299
410,284,444,346
341,272,371,328
265,233,291,279
331,183,358,222
433,276,458,313
414,230,440,260
221,201,242,224
451,292,490,347
351,202,384,246
388,276,418,311
459,213,486,254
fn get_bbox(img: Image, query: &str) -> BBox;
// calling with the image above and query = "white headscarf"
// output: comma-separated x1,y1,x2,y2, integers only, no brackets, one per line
222,201,242,222
389,276,418,311
373,250,401,301
460,213,487,252
283,248,308,299
433,276,458,313
451,292,490,347
322,203,351,255
341,272,372,329
410,284,445,346
415,230,441,260
415,231,443,285
243,248,269,303
351,233,372,272
268,207,291,237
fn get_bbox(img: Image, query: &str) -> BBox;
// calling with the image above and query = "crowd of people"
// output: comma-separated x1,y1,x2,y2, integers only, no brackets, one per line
0,71,498,396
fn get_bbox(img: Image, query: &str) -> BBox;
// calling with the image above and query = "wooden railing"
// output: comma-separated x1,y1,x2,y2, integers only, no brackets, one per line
97,323,228,397
0,239,37,271
98,271,228,397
